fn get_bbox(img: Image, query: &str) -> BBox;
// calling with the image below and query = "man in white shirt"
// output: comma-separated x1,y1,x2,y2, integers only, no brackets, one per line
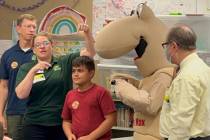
160,24,210,140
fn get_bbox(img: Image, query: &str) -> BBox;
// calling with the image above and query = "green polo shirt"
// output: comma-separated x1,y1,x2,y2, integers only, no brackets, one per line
16,52,79,126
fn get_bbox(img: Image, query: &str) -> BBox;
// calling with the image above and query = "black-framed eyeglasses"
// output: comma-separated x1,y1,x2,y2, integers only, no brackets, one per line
162,42,171,48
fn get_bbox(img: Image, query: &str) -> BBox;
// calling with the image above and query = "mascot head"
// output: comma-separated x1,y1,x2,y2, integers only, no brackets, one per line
95,4,173,77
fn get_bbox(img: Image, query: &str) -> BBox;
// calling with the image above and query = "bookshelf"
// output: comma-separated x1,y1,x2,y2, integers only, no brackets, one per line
97,63,139,132
114,101,134,129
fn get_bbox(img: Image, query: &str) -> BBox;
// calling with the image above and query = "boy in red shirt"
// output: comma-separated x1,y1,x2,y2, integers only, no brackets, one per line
62,56,117,140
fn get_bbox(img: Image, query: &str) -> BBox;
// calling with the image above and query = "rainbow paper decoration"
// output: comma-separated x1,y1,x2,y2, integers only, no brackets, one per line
38,5,87,57
38,5,86,34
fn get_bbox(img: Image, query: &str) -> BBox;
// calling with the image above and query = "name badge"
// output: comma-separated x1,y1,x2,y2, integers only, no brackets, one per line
33,73,46,83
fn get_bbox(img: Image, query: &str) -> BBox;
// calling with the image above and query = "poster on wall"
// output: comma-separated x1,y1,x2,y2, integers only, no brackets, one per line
38,5,86,57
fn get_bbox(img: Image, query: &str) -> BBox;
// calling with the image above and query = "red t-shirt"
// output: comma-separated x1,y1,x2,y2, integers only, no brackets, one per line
62,84,116,140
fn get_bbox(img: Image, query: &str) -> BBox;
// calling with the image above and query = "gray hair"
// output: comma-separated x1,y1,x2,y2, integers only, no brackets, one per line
167,25,197,50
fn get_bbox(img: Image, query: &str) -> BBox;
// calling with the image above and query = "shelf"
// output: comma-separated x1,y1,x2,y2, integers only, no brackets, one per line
111,128,133,139
112,126,133,131
97,64,137,71
113,98,121,102
111,137,133,140
158,15,210,21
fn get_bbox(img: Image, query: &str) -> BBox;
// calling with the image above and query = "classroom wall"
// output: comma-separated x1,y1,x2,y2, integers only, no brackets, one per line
93,0,210,66
93,0,210,36
0,0,93,39
0,0,101,83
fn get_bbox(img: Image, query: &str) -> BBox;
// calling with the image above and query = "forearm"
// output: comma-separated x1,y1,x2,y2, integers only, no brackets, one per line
111,73,141,88
0,80,8,116
85,31,95,54
16,70,35,99
89,112,117,139
0,94,7,117
77,23,95,57
62,120,73,138
16,61,52,99
81,31,96,58
115,72,173,115
115,80,164,115
115,79,150,110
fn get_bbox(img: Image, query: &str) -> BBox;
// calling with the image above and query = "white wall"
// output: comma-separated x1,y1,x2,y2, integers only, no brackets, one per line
93,0,210,65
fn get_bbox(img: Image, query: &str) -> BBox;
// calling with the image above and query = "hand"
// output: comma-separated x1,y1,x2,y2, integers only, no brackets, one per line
2,136,12,140
110,73,139,86
80,47,92,56
113,79,127,100
67,133,76,140
78,135,95,140
111,73,129,82
31,61,51,74
78,23,90,33
0,115,7,134
77,23,95,57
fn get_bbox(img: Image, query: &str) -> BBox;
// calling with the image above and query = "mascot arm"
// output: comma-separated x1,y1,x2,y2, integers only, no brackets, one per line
114,72,172,115
115,79,150,111
143,72,172,115
111,73,141,88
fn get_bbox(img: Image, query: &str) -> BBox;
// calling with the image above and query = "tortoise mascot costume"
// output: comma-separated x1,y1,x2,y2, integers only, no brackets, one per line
95,4,176,140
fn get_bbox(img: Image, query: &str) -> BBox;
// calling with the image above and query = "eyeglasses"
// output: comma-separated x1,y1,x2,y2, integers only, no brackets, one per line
34,41,51,48
22,24,37,30
162,42,171,48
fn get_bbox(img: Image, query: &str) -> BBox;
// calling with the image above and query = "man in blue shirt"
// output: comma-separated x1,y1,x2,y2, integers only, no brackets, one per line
0,14,37,140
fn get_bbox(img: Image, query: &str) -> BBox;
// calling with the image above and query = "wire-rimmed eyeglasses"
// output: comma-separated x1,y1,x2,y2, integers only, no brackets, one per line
162,42,171,48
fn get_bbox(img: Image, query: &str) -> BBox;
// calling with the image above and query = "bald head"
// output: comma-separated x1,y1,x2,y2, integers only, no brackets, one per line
167,25,197,50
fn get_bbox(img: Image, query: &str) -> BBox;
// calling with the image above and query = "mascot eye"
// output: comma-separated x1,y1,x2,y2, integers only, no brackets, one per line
111,80,116,85
135,36,148,58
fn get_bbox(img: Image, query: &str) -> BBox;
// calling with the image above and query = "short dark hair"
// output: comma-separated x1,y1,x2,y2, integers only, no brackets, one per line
72,56,95,71
167,25,197,50
17,14,36,26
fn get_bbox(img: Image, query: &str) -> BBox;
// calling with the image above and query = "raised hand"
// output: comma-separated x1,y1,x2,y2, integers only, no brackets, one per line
77,23,90,33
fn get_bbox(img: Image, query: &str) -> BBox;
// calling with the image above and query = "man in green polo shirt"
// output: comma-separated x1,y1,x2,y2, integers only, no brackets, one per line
15,23,95,140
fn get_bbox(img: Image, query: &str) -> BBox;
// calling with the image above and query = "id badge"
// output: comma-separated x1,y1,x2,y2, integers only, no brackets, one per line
33,72,46,84
163,89,171,110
